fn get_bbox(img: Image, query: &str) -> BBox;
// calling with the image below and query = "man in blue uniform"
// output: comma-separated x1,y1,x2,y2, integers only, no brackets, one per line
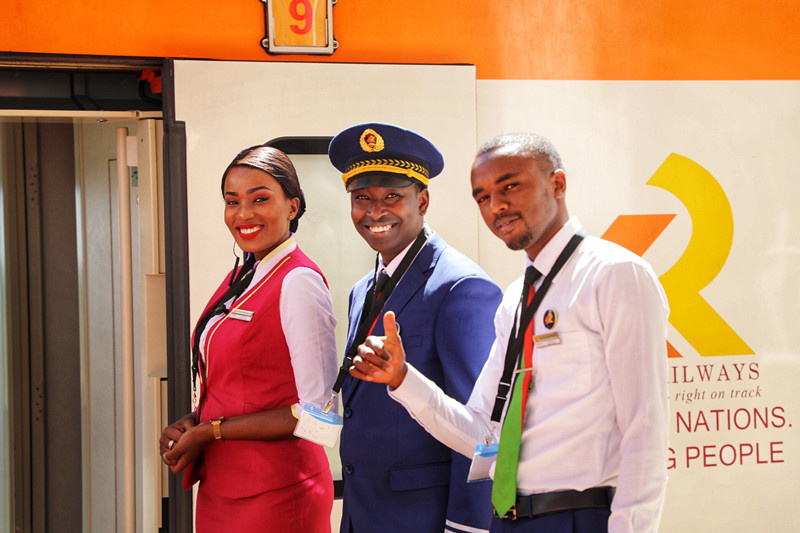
328,123,502,533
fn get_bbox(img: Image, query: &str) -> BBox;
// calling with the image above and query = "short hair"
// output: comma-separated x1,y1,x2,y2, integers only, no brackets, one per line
477,133,564,172
221,144,307,233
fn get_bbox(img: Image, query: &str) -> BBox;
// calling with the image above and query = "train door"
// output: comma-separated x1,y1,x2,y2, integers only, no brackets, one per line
0,112,165,532
166,59,480,528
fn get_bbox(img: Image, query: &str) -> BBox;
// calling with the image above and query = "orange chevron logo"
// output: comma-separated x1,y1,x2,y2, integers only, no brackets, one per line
601,153,753,359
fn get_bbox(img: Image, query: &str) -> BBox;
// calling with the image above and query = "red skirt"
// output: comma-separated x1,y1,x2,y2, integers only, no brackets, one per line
195,468,333,532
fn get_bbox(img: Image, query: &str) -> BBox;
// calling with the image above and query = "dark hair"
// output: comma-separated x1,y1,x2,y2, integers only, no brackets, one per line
221,144,307,233
477,133,564,173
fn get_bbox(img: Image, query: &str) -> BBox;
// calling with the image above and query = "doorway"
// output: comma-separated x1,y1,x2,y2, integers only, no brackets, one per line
2,117,83,532
0,112,164,532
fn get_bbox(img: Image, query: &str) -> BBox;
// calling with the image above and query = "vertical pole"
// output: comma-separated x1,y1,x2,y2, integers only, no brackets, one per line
162,59,195,532
116,127,136,533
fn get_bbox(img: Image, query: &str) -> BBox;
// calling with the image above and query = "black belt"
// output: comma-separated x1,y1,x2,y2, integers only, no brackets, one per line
494,487,615,520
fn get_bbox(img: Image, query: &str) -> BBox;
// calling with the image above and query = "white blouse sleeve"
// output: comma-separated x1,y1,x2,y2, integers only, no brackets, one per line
279,266,339,411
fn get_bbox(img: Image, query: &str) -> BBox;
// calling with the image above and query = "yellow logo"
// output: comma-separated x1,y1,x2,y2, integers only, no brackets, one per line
359,128,385,153
602,153,753,358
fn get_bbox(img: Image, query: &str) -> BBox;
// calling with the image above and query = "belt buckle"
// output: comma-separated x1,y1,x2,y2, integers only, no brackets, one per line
493,506,517,520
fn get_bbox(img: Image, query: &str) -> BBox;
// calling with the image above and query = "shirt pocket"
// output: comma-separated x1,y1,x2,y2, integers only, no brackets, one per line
533,330,592,396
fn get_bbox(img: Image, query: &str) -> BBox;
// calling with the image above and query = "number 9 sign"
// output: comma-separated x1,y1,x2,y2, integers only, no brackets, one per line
265,0,336,54
289,0,313,35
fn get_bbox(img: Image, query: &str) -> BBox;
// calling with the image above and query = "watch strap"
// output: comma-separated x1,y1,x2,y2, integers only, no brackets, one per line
211,417,225,440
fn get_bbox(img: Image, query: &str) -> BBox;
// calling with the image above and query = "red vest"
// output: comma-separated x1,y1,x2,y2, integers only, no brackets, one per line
188,247,330,498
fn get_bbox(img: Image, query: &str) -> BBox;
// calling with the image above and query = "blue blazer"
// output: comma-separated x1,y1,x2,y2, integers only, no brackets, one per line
339,233,503,533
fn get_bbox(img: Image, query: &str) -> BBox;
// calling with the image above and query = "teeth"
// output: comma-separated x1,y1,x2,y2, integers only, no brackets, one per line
369,224,392,233
240,226,262,235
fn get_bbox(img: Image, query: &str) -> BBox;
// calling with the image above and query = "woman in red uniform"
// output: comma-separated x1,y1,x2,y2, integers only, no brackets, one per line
160,144,336,532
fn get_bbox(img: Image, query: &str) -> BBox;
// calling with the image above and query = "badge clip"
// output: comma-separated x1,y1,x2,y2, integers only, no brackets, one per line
322,394,337,415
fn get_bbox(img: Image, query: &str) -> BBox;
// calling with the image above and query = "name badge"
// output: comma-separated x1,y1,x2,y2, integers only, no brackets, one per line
533,331,561,348
293,403,344,448
229,308,254,322
468,442,498,482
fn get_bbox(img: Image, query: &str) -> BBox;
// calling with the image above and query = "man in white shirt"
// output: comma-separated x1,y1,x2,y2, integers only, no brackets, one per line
350,133,670,533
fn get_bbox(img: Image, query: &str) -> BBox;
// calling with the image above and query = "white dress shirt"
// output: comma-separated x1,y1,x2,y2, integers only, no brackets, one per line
390,217,669,532
375,224,430,280
200,237,338,410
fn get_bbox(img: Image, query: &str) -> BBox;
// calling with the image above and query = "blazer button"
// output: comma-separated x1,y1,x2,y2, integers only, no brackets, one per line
344,464,354,475
344,407,352,418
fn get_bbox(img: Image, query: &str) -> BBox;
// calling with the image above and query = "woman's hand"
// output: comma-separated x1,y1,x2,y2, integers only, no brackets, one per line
160,412,194,453
162,422,214,474
159,407,299,474
160,412,202,473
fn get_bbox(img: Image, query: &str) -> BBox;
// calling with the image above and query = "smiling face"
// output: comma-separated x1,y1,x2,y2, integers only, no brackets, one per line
223,166,300,261
350,183,429,264
470,148,568,260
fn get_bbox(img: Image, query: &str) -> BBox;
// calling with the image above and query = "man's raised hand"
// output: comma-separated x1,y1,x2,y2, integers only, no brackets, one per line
349,311,409,389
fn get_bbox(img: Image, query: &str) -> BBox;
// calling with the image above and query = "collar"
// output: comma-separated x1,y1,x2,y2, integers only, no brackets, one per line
377,223,431,279
253,235,296,276
525,216,583,278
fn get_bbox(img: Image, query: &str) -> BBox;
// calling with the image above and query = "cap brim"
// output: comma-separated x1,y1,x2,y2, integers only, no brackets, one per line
345,173,418,192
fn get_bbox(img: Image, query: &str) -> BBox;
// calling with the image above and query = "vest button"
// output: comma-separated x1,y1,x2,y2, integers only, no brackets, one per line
344,464,354,475
344,407,352,418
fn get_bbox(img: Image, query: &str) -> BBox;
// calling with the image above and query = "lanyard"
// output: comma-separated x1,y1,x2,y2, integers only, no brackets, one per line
490,229,586,423
323,226,431,413
191,253,256,404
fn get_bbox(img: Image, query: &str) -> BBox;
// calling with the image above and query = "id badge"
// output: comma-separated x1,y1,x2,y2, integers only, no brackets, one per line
533,331,561,347
468,442,498,482
293,403,344,448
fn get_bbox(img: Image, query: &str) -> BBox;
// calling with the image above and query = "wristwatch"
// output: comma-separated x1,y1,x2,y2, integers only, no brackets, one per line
210,417,226,440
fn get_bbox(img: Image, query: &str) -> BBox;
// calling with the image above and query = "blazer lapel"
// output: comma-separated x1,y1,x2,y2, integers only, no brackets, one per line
377,234,445,334
343,273,373,405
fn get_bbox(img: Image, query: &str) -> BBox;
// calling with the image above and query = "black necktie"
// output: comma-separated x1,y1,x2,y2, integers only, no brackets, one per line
522,266,540,301
372,270,390,307
361,270,390,326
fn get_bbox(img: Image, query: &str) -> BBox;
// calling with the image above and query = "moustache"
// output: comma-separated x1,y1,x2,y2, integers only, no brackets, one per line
493,212,523,229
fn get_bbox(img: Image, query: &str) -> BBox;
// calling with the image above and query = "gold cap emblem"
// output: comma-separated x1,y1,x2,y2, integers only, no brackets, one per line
359,128,385,153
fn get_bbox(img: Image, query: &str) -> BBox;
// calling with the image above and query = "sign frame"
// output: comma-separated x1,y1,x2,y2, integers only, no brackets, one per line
261,0,337,56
